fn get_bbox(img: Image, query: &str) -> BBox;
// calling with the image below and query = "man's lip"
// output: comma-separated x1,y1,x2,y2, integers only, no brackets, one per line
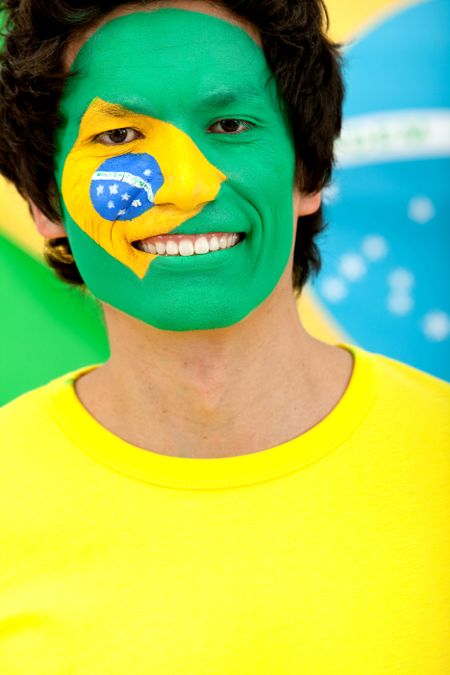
132,231,246,248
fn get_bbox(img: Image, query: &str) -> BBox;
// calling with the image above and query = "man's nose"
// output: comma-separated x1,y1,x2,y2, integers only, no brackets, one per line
152,124,226,213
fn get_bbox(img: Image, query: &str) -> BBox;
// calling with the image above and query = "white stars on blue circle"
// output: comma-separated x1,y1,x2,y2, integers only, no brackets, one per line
320,277,348,303
387,293,415,317
388,268,416,291
361,235,389,261
421,311,450,342
323,182,341,205
408,195,436,224
338,253,367,282
90,153,164,221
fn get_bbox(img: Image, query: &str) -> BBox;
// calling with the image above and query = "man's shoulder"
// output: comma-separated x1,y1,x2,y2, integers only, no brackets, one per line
1,379,61,450
1,379,54,423
369,348,450,404
0,379,62,482
357,347,450,441
0,365,95,441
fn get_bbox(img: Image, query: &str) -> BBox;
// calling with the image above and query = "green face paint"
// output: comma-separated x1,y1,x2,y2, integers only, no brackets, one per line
55,9,296,331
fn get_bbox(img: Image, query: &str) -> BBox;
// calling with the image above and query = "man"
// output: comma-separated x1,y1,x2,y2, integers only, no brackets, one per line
0,1,448,672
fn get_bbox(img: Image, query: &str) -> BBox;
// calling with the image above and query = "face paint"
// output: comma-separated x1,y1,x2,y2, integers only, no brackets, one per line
55,9,296,331
62,97,225,278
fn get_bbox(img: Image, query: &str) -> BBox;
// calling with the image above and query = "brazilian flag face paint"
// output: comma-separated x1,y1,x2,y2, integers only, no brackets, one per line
61,97,226,279
55,9,297,331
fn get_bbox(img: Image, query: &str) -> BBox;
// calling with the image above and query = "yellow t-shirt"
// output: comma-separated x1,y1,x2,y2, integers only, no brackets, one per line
1,343,449,674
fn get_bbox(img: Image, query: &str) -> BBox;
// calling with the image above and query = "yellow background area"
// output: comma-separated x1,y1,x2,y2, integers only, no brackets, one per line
0,0,418,344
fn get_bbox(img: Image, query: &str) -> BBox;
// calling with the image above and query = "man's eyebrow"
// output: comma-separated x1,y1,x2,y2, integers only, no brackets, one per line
84,88,269,123
198,87,268,108
93,102,132,118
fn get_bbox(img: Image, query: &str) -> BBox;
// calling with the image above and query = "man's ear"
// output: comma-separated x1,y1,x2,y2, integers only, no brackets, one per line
293,187,322,218
29,201,67,238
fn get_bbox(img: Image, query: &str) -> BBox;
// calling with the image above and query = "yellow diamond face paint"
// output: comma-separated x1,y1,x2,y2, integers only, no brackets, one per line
62,97,226,278
55,9,297,331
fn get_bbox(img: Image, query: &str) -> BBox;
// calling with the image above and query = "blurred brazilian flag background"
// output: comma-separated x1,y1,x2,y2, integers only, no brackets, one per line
1,0,449,404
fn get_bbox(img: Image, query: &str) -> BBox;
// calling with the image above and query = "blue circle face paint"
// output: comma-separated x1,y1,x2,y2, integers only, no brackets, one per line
90,153,164,221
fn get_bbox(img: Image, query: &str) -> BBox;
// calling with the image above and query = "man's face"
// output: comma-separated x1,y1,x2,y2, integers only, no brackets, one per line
55,7,297,331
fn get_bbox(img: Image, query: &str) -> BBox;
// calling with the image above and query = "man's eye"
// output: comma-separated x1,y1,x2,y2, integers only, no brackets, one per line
95,128,142,145
207,119,254,134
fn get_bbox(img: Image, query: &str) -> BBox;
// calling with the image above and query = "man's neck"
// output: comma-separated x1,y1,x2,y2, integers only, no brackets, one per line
75,274,354,458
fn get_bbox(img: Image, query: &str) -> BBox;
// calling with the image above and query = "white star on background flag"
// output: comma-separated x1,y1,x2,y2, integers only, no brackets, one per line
96,185,104,195
121,193,130,201
109,184,119,195
107,200,115,209
132,199,142,208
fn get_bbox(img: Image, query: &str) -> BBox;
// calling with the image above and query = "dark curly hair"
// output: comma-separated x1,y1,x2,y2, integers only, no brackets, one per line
0,0,344,293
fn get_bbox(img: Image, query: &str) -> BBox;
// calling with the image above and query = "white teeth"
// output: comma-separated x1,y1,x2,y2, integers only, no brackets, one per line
166,240,179,256
138,233,243,256
209,236,220,251
141,242,157,254
194,237,210,255
179,239,195,256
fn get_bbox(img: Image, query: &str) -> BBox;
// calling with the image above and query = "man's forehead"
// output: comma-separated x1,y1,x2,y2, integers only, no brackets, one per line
65,8,273,119
65,2,261,70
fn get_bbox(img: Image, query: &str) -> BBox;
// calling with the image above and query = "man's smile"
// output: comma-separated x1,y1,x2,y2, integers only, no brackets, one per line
133,232,246,256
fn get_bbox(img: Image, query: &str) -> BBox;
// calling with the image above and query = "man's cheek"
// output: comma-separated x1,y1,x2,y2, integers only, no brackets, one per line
60,109,226,278
61,151,161,278
235,160,295,246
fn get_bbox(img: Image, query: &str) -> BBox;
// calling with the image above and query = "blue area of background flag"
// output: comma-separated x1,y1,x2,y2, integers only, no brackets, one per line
314,0,450,381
